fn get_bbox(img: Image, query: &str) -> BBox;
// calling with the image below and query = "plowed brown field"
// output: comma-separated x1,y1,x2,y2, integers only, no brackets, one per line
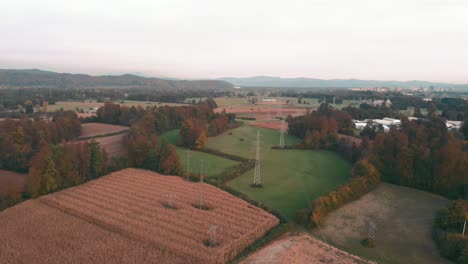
0,170,26,195
240,233,375,264
80,123,128,138
93,134,125,158
0,168,279,264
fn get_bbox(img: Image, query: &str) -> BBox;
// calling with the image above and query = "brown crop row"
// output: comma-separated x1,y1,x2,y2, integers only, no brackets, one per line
39,168,279,264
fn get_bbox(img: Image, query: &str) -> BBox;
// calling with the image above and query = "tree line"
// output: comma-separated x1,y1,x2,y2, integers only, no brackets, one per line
0,111,81,172
290,103,466,230
433,200,468,263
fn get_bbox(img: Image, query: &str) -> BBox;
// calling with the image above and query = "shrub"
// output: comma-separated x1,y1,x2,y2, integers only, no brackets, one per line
298,159,381,228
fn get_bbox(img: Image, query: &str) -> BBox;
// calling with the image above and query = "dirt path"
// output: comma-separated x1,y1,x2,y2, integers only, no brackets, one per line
240,232,374,264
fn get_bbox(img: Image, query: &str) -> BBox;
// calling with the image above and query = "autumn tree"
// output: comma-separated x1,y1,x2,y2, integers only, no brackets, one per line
179,118,207,149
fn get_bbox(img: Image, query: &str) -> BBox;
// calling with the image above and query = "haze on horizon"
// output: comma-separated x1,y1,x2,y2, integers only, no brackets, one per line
1,0,468,83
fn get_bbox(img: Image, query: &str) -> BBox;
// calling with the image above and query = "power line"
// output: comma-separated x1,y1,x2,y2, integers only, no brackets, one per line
186,149,191,181
253,130,262,187
199,159,204,209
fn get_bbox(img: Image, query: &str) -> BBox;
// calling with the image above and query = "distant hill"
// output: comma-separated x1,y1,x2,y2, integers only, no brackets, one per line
219,76,468,89
0,69,233,90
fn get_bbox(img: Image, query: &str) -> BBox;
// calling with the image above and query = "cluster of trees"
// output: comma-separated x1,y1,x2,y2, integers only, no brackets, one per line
370,117,467,198
342,103,396,120
95,100,237,148
27,140,107,198
0,112,110,210
122,115,182,175
179,118,208,149
287,103,354,138
433,200,468,263
286,103,360,162
0,111,81,172
297,160,381,227
207,112,238,136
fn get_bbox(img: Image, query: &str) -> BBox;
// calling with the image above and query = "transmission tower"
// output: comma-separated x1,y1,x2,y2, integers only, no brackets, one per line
186,149,191,180
209,225,218,247
368,221,377,240
199,159,205,208
253,130,262,187
463,219,466,237
279,121,285,148
165,193,175,208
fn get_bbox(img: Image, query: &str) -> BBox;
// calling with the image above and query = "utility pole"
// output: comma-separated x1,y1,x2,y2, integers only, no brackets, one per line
368,221,377,241
199,160,204,209
463,219,466,237
165,193,175,208
209,225,218,247
280,119,285,148
186,149,191,180
253,130,262,187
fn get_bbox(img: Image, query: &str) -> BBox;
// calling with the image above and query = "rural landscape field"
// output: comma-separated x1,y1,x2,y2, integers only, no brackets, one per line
1,2,468,263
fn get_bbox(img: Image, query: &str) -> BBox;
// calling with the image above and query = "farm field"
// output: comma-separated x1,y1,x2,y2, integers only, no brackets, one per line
0,168,279,264
161,130,239,178
46,100,186,112
211,96,360,110
79,123,128,138
93,134,126,158
240,233,375,264
0,170,27,195
312,183,451,264
206,125,352,221
0,199,190,264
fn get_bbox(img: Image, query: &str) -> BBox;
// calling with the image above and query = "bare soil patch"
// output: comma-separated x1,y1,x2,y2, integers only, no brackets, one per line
0,170,26,195
93,134,125,158
250,121,284,131
240,232,374,264
79,123,128,138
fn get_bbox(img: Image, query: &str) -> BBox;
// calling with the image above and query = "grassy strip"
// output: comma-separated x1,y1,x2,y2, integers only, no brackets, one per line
207,160,256,184
76,129,129,141
198,148,250,162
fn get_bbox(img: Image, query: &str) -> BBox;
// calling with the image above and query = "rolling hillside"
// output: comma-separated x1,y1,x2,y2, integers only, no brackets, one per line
0,69,233,90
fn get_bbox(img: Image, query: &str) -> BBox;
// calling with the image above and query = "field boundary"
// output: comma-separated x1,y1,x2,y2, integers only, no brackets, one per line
76,129,129,141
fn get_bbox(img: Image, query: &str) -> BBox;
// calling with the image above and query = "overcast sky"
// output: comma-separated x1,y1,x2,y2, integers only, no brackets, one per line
1,0,468,82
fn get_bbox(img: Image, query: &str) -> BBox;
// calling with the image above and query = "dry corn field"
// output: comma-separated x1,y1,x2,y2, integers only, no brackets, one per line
0,168,279,264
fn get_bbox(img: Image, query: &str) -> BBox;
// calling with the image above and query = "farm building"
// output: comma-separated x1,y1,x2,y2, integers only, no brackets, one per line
0,168,279,264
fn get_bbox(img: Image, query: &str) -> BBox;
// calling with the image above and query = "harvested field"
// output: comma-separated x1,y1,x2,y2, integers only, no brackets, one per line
93,134,125,158
240,233,374,264
215,107,308,116
47,100,186,112
0,168,279,264
79,123,128,138
0,199,188,264
250,121,362,145
0,170,26,195
77,112,96,118
314,183,451,264
250,121,284,131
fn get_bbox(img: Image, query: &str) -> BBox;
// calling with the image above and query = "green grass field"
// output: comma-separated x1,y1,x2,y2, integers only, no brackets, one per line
206,125,352,221
161,130,238,178
47,100,186,112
